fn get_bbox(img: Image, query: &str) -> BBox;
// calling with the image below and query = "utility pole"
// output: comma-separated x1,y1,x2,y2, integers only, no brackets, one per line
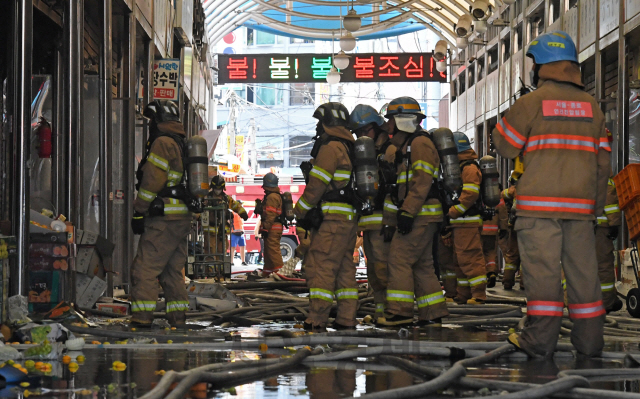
228,93,237,156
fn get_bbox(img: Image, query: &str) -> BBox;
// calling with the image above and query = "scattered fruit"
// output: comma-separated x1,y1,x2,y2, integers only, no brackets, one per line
103,342,110,345
167,340,173,344
34,362,44,369
77,355,85,363
259,343,268,353
171,327,176,330
155,370,166,375
131,328,136,331
62,355,71,364
7,360,14,365
68,362,79,372
91,341,101,345
20,382,29,388
130,382,137,388
25,360,35,369
92,386,100,392
107,383,116,393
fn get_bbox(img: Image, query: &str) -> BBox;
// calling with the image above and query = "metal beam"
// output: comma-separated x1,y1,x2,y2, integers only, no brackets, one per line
12,0,33,297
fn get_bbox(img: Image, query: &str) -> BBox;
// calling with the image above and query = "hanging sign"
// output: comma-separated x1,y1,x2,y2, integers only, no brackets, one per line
153,58,180,101
217,53,447,84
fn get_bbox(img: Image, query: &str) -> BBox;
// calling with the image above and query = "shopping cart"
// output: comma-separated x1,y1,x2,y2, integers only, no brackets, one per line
186,200,231,279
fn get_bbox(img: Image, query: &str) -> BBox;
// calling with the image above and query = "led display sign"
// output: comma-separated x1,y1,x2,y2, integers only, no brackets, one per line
217,53,447,84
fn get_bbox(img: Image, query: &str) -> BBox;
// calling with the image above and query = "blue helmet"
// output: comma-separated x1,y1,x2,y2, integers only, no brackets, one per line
384,96,425,119
350,104,385,131
526,31,578,65
453,132,472,152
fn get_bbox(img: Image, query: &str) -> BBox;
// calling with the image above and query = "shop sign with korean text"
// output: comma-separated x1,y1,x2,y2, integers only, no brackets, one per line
153,58,180,101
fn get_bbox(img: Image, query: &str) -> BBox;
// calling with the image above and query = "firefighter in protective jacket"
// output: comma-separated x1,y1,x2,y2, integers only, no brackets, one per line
206,176,248,256
492,31,609,358
445,132,487,305
596,177,622,312
130,100,192,327
294,102,358,331
377,97,449,327
351,104,395,321
260,173,284,275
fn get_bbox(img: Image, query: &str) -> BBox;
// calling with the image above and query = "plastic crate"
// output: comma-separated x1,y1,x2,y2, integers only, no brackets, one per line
625,199,640,241
614,163,640,210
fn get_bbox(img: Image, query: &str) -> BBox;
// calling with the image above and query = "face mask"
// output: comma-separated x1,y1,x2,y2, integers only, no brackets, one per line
214,189,223,196
394,114,420,133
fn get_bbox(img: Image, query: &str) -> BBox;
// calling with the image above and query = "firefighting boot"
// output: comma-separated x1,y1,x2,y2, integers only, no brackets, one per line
333,322,356,331
507,333,540,358
414,318,442,327
167,312,187,328
487,272,497,288
303,322,327,333
445,298,455,303
466,298,485,305
377,313,414,326
607,298,623,313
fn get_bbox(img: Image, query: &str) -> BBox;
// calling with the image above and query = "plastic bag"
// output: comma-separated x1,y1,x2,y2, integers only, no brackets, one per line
7,295,28,323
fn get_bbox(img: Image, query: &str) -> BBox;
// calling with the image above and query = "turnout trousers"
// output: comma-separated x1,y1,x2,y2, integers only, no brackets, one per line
482,235,498,274
131,217,191,326
386,223,449,321
305,219,358,327
264,224,284,274
498,229,522,287
452,226,487,301
362,230,389,316
437,234,457,299
595,226,618,309
516,217,605,357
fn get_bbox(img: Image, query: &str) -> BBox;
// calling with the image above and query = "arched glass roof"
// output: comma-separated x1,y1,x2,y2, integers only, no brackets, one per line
204,0,497,47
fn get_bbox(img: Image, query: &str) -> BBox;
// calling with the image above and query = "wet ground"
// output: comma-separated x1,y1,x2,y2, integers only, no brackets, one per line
6,262,640,398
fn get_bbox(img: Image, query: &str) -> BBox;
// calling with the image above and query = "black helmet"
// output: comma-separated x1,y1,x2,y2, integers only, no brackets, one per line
144,100,181,124
313,102,350,128
210,175,226,190
263,173,279,188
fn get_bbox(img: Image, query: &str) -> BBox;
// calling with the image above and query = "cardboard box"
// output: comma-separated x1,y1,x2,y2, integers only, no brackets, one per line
28,271,60,303
96,303,129,315
29,257,69,272
29,243,69,258
76,276,107,308
76,247,104,278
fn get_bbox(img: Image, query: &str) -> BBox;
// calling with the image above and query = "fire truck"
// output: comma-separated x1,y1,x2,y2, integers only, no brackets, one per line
224,175,305,263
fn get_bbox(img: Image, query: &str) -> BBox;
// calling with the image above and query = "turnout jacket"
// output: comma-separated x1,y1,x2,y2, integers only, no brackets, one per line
448,149,483,227
386,129,443,226
262,187,283,232
596,178,621,227
294,124,356,222
134,121,190,220
491,61,610,220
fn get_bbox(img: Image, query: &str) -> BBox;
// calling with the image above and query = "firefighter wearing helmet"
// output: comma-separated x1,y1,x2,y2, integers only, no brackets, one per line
350,104,395,321
294,102,359,332
129,100,191,327
492,31,609,358
441,132,487,305
205,175,248,260
259,173,284,275
377,97,449,327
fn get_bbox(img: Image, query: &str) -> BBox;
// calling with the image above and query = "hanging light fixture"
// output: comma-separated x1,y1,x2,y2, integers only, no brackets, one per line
343,9,361,32
334,50,351,69
326,67,342,84
340,32,356,51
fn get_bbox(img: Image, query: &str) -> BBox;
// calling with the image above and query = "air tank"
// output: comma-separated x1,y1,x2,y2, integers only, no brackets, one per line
431,128,462,192
282,192,295,221
479,155,501,207
354,136,379,198
186,136,209,197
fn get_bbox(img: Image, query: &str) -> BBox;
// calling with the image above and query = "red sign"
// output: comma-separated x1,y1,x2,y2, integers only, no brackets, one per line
542,100,593,120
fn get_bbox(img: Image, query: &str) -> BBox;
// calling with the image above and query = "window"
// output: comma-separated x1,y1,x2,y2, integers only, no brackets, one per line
254,84,284,106
502,34,511,62
289,136,315,167
256,31,276,45
514,24,523,52
290,83,315,105
291,37,314,44
549,0,561,24
452,80,458,102
488,46,499,74
514,0,523,17
459,71,466,94
477,56,485,80
468,64,475,87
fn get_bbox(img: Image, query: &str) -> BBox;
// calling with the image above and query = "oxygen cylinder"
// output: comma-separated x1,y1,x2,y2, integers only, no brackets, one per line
431,128,462,192
282,192,295,221
354,136,379,198
479,155,501,207
186,136,209,197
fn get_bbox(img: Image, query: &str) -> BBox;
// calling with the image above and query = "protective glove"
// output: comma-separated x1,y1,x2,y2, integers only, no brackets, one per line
440,230,452,247
397,211,414,235
380,225,396,242
607,226,619,240
260,228,269,239
498,229,508,240
131,211,145,235
240,211,249,221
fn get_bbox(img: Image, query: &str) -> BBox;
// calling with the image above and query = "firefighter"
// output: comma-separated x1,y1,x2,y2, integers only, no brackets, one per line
596,177,623,312
206,176,248,258
492,31,609,358
259,172,284,276
377,97,449,327
498,186,522,290
445,132,487,305
350,104,394,321
294,102,358,331
481,210,499,288
129,100,192,327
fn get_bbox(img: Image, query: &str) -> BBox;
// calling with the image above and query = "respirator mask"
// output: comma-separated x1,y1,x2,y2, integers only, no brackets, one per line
394,114,420,133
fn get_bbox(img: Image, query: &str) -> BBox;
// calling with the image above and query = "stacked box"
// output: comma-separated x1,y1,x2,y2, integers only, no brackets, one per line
28,234,70,311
